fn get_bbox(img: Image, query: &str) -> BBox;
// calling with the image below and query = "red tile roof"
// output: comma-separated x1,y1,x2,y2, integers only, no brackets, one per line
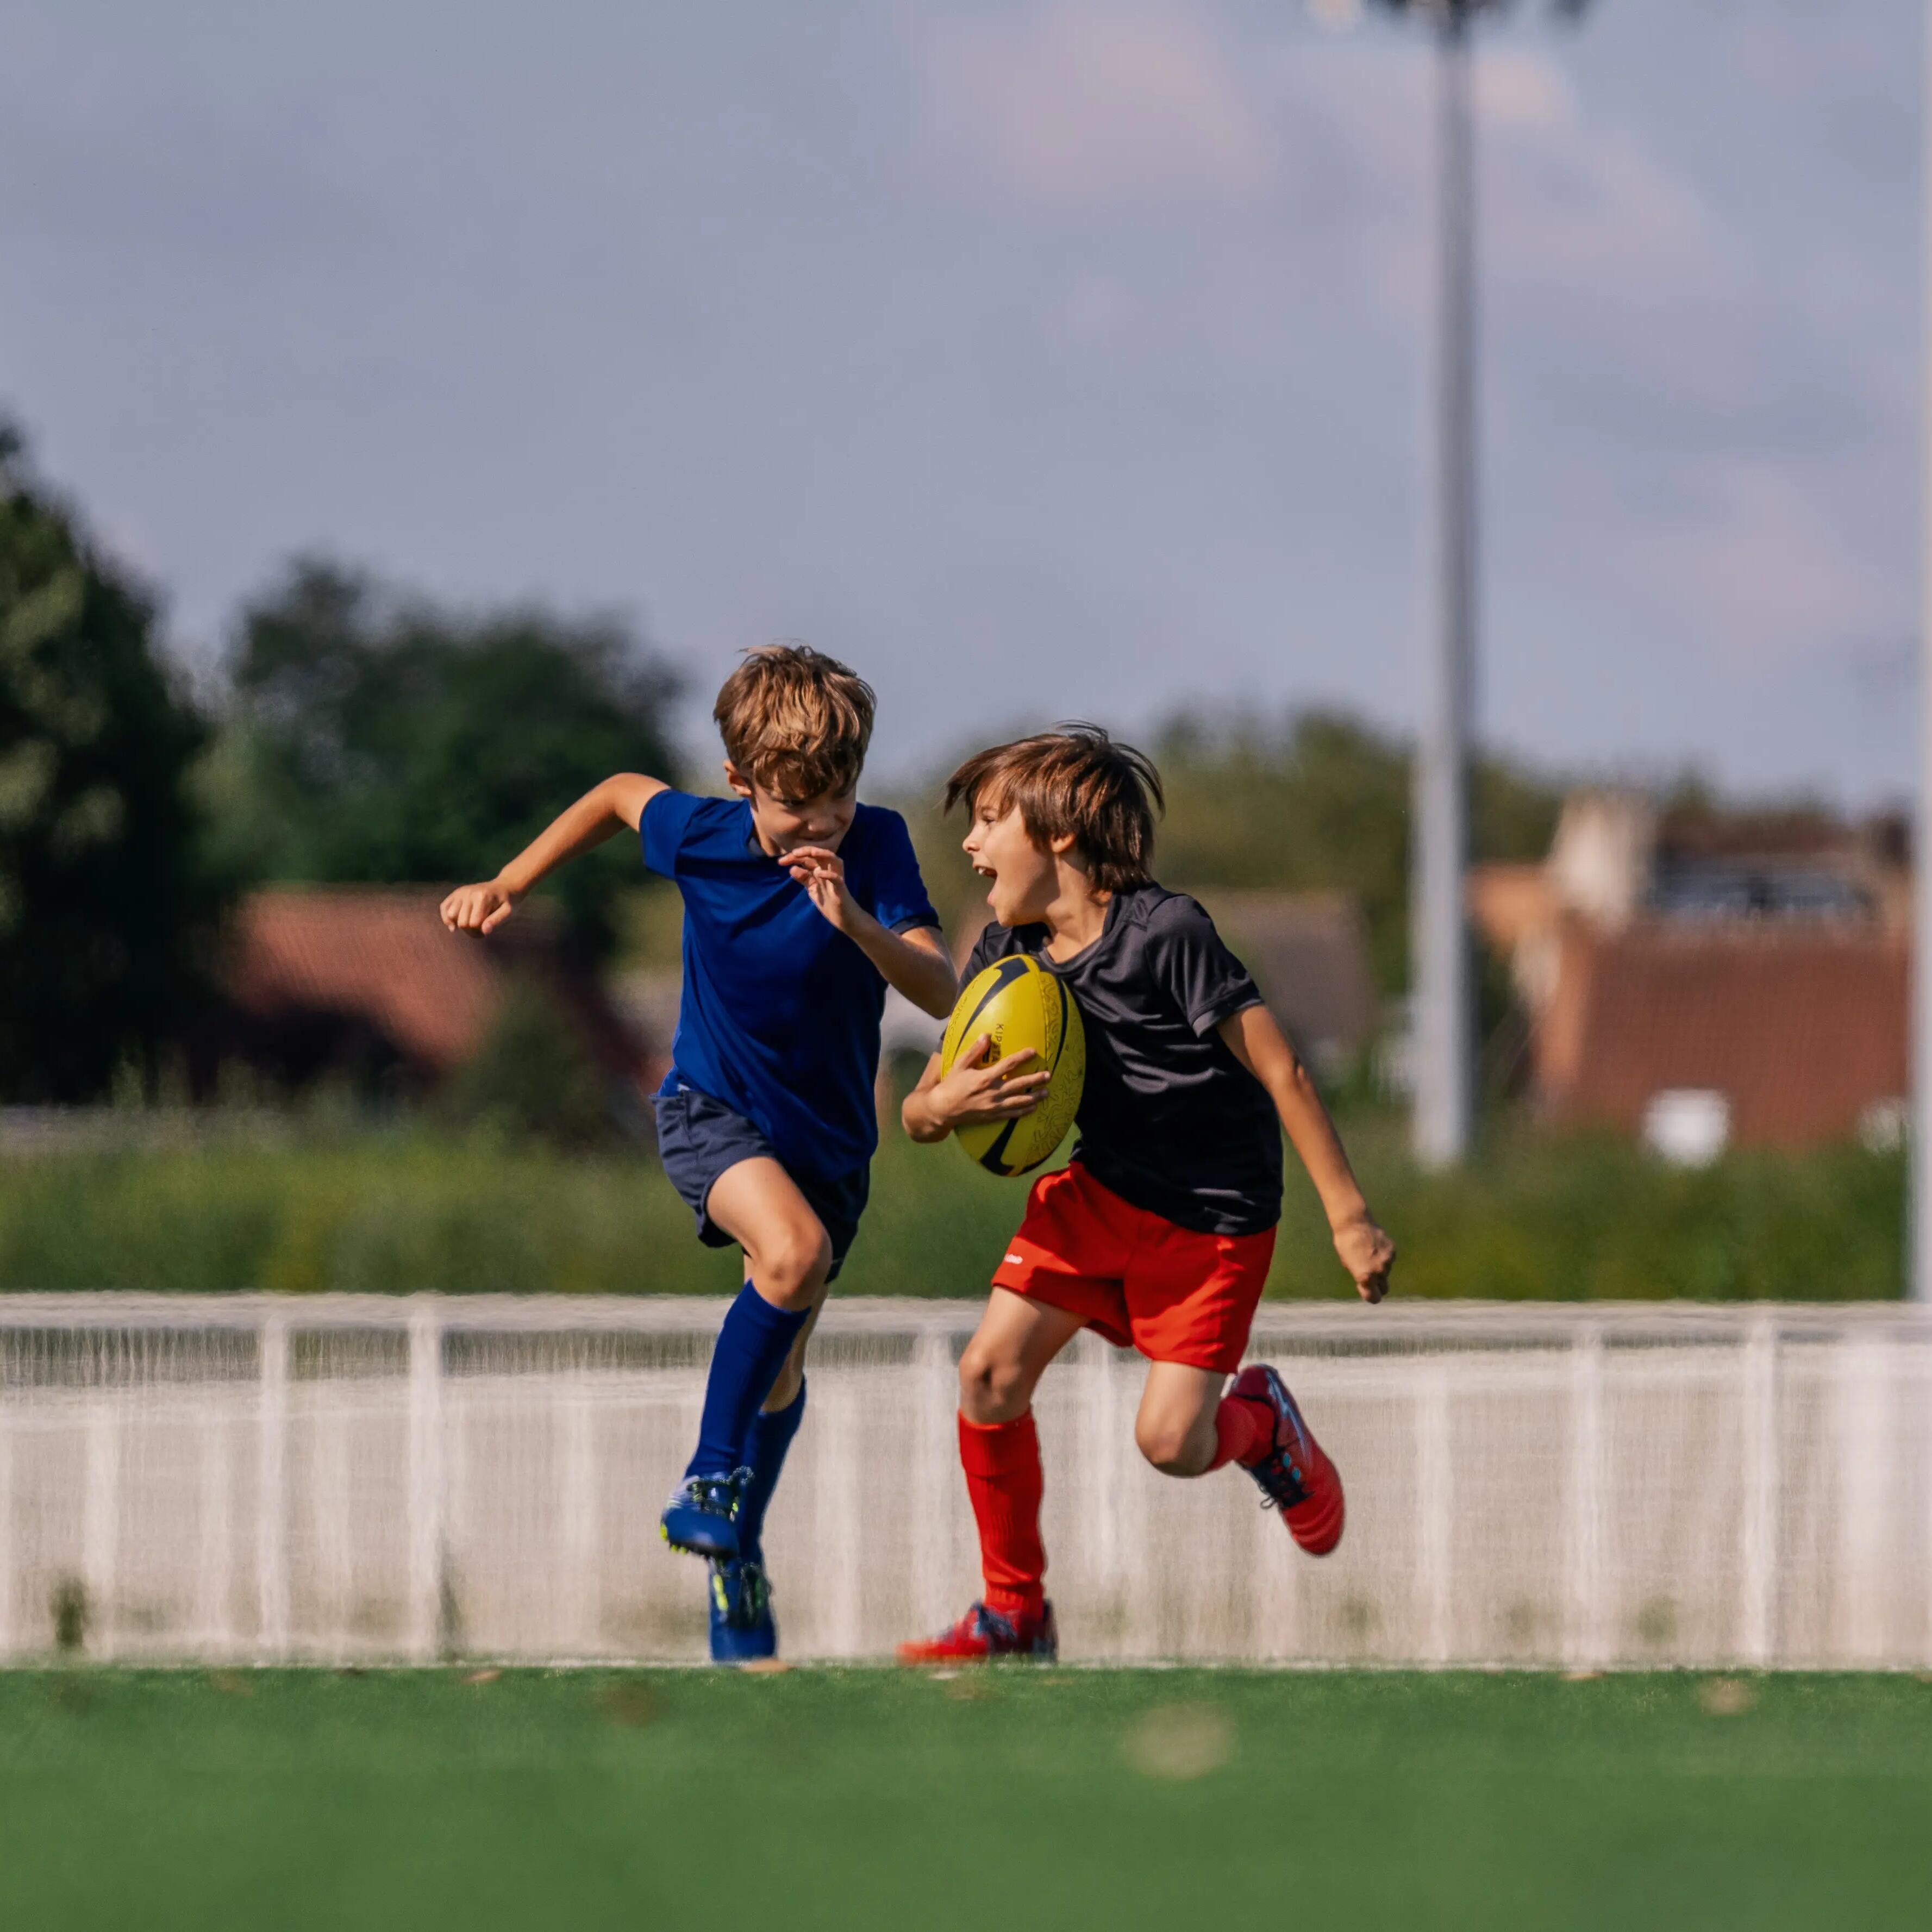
1537,921,1906,1146
227,889,499,1074
222,887,652,1089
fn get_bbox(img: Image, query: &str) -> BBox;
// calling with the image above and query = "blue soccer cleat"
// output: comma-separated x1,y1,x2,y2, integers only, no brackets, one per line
708,1556,777,1662
660,1470,746,1558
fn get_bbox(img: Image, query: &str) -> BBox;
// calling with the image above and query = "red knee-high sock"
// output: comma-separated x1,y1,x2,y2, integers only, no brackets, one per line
1209,1392,1273,1471
958,1412,1046,1623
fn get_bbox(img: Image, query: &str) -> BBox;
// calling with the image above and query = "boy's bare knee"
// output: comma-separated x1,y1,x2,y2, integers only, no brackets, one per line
752,1226,832,1310
958,1341,1030,1422
1135,1416,1205,1477
956,1342,998,1409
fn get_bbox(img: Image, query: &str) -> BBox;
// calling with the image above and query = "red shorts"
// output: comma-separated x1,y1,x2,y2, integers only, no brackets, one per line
991,1164,1277,1374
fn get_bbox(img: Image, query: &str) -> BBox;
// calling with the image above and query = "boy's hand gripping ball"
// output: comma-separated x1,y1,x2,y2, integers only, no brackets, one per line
940,955,1085,1176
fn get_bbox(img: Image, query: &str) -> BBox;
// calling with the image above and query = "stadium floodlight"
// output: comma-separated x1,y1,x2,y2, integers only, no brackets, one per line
1358,1,1593,1166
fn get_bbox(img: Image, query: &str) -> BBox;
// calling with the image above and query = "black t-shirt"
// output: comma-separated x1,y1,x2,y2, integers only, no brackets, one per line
964,884,1283,1236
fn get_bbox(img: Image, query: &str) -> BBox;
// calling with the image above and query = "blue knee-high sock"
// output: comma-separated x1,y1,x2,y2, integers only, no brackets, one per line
735,1378,808,1564
685,1285,810,1481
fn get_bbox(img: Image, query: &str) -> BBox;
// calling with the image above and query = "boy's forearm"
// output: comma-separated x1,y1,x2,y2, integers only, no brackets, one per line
1219,1005,1372,1231
849,918,958,1018
1275,1077,1372,1232
902,1054,951,1142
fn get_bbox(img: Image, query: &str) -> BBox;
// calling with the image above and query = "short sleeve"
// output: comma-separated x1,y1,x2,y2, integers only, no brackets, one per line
865,810,941,934
961,921,1006,983
1148,898,1264,1036
640,789,702,879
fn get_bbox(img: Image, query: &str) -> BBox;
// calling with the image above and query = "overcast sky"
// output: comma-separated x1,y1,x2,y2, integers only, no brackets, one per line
1,0,1921,801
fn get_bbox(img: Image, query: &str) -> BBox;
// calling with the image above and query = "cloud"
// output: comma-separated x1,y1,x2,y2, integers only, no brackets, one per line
921,3,1272,208
1475,47,1573,130
5,0,1911,802
1579,453,1895,667
918,5,1899,683
1458,51,1896,665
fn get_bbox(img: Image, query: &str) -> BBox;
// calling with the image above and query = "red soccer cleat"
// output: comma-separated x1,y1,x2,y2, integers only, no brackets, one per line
1230,1363,1345,1555
896,1600,1059,1666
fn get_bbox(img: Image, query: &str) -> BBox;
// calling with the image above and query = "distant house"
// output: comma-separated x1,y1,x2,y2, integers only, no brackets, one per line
1536,922,1906,1148
1193,890,1378,1078
204,887,658,1115
1472,792,1909,1152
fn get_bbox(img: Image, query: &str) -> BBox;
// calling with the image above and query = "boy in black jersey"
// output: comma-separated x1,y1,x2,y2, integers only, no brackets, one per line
897,728,1395,1664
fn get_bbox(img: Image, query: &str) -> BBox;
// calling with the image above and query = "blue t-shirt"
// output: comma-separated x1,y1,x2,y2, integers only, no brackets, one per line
642,791,940,1183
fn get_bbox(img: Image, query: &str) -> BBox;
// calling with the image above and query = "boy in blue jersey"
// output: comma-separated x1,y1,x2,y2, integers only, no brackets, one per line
441,646,958,1660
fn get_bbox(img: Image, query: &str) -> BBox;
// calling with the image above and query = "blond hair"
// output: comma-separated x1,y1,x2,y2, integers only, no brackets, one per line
946,726,1162,893
714,644,874,799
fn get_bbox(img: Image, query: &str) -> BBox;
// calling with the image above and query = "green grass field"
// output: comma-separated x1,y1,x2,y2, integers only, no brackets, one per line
1,1668,1926,1930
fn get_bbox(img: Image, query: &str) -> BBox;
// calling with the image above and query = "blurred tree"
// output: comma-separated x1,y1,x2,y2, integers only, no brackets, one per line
1154,711,1562,996
437,980,615,1148
1155,713,1409,986
212,561,681,956
0,425,217,1100
894,709,1565,996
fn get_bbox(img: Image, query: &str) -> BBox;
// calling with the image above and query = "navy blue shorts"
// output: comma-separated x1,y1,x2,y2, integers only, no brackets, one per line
652,1085,870,1283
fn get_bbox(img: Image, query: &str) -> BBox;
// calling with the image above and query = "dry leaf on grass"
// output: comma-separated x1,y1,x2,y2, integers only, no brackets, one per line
596,1680,660,1727
1122,1703,1235,1781
1698,1677,1756,1717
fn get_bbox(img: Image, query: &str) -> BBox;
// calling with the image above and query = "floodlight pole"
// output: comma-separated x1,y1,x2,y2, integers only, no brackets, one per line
1412,0,1478,1167
1915,0,1932,1303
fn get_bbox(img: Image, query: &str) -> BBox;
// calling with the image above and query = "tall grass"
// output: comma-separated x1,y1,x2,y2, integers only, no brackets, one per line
1279,1117,1905,1302
0,1117,1904,1300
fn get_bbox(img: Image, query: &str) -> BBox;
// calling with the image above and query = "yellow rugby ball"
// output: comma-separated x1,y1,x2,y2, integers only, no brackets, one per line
939,953,1085,1177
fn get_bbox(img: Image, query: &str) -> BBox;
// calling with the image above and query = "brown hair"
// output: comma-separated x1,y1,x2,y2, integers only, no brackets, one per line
714,644,875,799
945,725,1163,893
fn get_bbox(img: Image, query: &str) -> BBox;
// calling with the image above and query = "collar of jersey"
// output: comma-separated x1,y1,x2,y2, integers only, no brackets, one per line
1036,887,1127,971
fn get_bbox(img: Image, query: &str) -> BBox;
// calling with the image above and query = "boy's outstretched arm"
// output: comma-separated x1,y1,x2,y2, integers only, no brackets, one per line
1218,1004,1395,1304
440,773,668,936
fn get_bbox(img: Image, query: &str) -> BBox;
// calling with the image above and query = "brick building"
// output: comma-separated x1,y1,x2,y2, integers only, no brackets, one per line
1472,793,1909,1152
203,887,658,1118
